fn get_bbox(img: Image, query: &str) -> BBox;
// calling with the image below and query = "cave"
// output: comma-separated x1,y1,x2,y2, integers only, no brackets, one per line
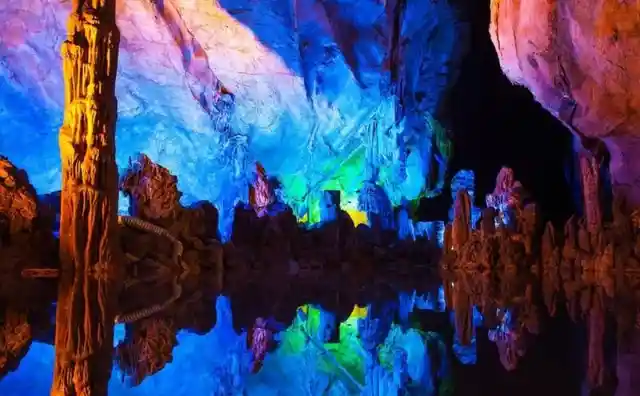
0,0,639,395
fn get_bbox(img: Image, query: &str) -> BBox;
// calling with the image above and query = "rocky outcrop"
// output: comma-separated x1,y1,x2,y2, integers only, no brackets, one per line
0,156,38,234
0,156,57,303
51,1,122,394
489,0,640,207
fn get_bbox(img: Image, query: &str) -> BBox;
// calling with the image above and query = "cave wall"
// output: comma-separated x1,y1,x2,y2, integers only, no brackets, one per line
0,0,468,237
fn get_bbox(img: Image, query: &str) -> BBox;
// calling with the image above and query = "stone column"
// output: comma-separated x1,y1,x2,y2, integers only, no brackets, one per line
51,0,122,395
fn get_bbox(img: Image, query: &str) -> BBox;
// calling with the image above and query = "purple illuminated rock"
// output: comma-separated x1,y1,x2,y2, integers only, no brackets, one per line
489,0,640,207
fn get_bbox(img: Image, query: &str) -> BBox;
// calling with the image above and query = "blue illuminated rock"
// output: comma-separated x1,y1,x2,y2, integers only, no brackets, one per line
0,0,467,231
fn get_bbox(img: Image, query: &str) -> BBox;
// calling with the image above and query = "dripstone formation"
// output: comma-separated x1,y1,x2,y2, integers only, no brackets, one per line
52,0,122,394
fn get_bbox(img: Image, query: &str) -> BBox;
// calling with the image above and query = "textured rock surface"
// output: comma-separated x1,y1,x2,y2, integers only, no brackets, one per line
51,1,122,394
489,0,640,206
0,0,467,225
0,156,38,234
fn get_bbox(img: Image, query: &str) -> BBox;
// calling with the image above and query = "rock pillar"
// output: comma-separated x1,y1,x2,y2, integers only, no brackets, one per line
51,0,122,395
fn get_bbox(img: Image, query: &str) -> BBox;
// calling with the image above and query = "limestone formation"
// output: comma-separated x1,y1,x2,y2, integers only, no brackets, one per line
51,1,123,394
0,309,32,378
0,157,57,301
120,154,223,291
0,156,38,235
9,152,640,392
114,318,178,387
489,0,640,207
441,163,640,393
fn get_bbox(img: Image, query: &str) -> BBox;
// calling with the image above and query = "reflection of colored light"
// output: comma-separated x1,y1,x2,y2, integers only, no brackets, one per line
113,323,126,347
344,209,367,226
348,305,368,320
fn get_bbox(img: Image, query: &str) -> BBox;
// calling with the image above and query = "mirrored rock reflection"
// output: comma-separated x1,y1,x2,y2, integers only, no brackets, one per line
2,151,640,395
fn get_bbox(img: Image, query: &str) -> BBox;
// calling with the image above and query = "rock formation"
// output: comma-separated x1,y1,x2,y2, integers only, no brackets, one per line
9,149,640,393
489,4,640,393
442,162,640,394
0,157,57,300
0,0,468,232
0,157,56,378
51,0,122,394
489,0,640,207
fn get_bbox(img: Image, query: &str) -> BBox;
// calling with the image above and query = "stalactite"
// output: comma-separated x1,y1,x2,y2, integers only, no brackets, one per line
51,1,122,394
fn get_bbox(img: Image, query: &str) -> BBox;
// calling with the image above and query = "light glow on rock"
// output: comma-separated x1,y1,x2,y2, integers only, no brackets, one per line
0,0,465,235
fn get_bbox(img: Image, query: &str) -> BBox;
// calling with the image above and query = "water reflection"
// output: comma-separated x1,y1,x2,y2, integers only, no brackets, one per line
1,276,450,395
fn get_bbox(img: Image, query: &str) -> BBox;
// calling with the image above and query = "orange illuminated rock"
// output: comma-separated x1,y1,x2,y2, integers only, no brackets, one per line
51,0,123,395
0,157,38,235
489,0,640,207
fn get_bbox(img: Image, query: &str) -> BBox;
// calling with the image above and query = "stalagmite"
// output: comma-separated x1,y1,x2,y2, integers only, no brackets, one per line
579,153,602,235
51,0,122,394
452,190,473,345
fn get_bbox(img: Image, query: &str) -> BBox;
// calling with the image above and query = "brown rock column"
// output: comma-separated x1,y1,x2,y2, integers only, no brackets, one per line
51,0,122,395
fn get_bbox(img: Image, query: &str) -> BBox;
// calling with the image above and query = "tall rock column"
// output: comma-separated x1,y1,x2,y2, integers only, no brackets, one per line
51,0,121,395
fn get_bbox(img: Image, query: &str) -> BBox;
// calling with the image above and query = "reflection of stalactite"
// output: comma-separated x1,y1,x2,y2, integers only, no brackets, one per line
487,309,525,371
118,215,183,263
452,190,471,251
115,282,182,324
0,309,32,379
451,190,473,345
115,318,177,387
587,296,606,389
541,222,561,317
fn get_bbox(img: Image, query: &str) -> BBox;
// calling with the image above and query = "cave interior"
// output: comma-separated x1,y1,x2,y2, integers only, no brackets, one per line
0,0,639,395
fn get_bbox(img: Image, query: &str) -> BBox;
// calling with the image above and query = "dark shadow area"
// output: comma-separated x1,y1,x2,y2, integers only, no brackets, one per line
451,304,585,396
442,0,575,225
